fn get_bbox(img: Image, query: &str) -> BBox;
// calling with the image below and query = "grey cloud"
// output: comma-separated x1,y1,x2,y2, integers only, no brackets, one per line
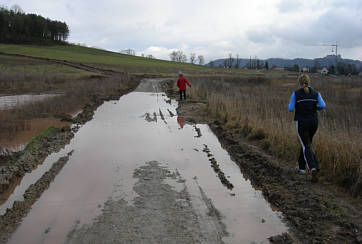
277,0,303,13
246,29,276,44
247,6,362,49
2,0,362,60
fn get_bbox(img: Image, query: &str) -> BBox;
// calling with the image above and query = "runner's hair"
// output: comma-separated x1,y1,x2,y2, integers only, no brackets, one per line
298,74,310,94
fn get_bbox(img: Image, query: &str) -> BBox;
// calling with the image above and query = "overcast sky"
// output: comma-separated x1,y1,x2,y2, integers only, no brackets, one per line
3,0,362,62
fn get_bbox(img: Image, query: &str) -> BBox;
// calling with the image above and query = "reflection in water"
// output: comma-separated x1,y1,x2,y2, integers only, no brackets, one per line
0,118,71,155
177,116,184,129
6,82,287,244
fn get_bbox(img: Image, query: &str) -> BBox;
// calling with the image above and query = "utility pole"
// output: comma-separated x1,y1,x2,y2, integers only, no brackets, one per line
306,41,339,74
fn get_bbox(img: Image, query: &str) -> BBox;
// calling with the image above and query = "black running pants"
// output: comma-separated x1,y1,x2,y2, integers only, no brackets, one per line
296,120,319,171
179,90,186,100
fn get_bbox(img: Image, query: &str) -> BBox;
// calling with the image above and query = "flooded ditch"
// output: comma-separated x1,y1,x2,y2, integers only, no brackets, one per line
1,79,288,243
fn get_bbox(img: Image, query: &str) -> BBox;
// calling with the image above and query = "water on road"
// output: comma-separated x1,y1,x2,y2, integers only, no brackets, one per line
3,79,287,243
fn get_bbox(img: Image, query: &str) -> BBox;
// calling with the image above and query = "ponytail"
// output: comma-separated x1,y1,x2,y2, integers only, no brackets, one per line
298,74,310,94
303,84,309,94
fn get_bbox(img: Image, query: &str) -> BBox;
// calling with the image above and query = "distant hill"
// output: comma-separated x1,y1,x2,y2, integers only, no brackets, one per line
208,55,362,70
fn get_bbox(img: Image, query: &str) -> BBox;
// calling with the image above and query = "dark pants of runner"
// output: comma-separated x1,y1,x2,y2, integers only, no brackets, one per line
179,90,186,100
297,120,319,171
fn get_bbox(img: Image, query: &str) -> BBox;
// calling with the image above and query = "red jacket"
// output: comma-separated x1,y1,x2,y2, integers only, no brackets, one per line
177,77,191,91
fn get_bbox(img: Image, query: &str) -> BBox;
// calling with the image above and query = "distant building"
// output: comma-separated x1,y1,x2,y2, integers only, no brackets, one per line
320,67,329,75
301,67,309,72
272,67,285,71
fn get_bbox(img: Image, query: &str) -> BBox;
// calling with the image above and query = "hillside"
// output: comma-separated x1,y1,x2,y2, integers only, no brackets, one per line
209,55,362,71
0,44,212,76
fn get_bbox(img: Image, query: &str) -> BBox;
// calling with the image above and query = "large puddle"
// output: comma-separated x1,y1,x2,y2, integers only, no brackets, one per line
0,118,71,155
3,79,287,243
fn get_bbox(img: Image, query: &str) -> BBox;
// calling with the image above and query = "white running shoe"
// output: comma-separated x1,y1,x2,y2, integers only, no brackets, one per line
295,166,306,174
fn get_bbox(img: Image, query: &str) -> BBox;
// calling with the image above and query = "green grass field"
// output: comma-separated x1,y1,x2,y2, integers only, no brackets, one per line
0,44,260,76
0,44,205,75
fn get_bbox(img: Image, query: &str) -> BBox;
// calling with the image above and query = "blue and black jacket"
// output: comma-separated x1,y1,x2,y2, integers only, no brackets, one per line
288,87,326,121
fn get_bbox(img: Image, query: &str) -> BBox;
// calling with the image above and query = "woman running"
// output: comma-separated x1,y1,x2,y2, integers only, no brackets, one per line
288,74,326,183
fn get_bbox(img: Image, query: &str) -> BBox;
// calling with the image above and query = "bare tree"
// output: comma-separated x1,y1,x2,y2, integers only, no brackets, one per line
169,51,177,61
228,53,234,68
181,53,187,63
10,4,23,14
197,55,205,65
190,53,196,64
170,50,187,63
223,59,228,68
121,49,135,55
235,54,240,68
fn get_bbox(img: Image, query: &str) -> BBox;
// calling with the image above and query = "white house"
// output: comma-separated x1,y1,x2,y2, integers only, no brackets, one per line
320,67,329,75
301,67,309,72
272,67,284,71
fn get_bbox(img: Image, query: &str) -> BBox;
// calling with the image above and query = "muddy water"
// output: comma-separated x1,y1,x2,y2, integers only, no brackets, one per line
0,118,71,154
5,79,287,243
0,94,59,110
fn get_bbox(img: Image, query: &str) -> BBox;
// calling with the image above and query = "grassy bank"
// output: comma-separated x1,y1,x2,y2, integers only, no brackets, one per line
188,74,362,195
0,52,137,150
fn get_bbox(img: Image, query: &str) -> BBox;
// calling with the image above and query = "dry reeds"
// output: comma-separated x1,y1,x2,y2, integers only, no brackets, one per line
189,75,362,193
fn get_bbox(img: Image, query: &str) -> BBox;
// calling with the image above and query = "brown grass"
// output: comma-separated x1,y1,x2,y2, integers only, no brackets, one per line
188,73,362,193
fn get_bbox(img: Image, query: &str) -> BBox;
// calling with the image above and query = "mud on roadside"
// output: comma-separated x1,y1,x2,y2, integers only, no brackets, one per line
161,79,362,243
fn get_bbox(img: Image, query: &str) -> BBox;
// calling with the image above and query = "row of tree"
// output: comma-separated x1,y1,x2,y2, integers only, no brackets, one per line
209,53,269,70
0,5,69,44
169,50,204,65
286,62,360,75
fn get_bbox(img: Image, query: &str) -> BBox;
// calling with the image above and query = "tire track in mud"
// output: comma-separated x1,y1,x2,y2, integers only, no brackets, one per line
0,151,73,244
202,145,234,190
66,161,226,244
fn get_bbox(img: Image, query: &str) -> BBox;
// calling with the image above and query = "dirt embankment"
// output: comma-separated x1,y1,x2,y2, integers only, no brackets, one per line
162,79,362,244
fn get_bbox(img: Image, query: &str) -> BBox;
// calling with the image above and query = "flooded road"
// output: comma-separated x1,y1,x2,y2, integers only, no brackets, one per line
3,79,287,243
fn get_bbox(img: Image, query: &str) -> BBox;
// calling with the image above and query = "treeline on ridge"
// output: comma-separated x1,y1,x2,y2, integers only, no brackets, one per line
0,5,69,44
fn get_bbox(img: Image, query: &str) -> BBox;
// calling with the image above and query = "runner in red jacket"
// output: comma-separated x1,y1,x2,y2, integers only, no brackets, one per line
177,72,191,100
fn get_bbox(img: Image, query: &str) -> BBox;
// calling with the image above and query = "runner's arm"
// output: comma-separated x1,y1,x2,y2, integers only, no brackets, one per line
317,93,326,110
288,92,296,112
